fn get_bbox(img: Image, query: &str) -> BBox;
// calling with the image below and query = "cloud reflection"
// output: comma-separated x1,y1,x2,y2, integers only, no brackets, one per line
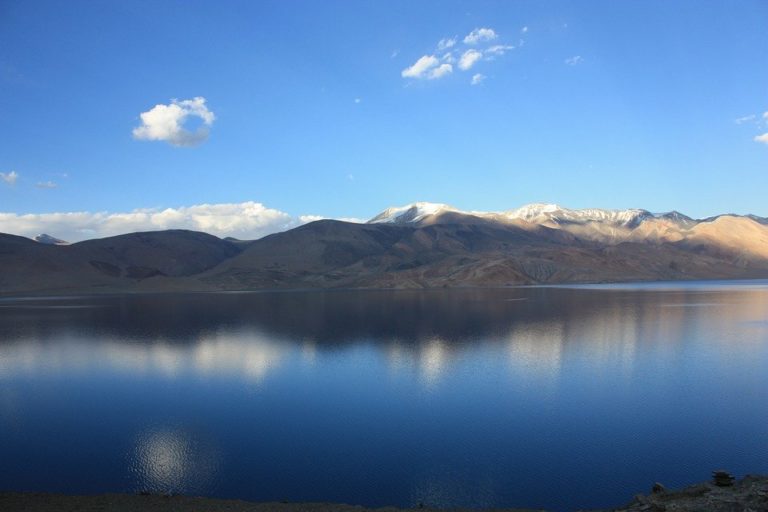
0,330,286,383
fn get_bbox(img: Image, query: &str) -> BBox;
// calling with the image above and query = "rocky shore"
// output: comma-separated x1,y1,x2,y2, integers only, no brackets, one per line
591,474,768,512
1,475,766,512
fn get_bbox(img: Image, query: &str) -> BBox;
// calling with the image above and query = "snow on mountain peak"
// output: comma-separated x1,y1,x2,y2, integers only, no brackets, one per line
368,201,693,229
503,203,564,221
502,204,654,227
368,202,458,224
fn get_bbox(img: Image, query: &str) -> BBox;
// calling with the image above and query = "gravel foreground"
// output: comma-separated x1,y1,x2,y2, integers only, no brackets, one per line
1,475,766,512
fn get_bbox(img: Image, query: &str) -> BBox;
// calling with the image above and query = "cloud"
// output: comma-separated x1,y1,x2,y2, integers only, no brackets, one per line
402,27,515,83
764,111,768,120
458,49,483,71
0,171,18,185
35,181,58,189
565,55,583,66
0,201,362,242
133,97,215,147
471,73,486,85
436,37,457,51
755,133,768,144
354,98,362,104
430,63,453,79
734,114,756,124
485,44,515,58
521,26,529,34
463,28,497,45
401,55,453,80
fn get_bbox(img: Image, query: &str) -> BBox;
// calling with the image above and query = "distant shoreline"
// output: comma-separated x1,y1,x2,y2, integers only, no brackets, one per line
1,277,767,300
2,475,767,512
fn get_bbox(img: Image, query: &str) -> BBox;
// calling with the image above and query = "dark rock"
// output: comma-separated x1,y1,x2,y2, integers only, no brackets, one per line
712,470,735,487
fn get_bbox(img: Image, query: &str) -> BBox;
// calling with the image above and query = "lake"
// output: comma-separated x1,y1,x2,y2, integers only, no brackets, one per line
1,281,767,511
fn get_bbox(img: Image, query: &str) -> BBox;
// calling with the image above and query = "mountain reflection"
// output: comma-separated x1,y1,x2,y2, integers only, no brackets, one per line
0,285,766,384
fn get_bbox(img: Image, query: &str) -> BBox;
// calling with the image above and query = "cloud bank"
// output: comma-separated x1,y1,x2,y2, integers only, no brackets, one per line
0,201,361,242
133,97,215,147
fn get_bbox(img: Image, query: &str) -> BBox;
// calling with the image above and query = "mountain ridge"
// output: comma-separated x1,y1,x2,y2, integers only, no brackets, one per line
2,203,768,295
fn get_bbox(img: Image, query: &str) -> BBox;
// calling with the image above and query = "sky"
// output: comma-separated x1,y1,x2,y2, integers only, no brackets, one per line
1,0,767,241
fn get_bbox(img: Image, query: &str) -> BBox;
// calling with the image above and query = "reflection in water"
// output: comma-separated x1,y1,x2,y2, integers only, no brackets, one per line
0,331,286,383
507,320,565,381
193,333,284,382
419,337,448,388
130,428,220,495
0,283,767,511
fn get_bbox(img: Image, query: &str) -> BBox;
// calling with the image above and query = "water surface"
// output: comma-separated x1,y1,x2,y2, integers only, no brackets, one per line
1,282,767,510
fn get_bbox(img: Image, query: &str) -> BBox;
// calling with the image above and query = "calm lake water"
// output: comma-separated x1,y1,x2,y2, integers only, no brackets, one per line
1,281,767,511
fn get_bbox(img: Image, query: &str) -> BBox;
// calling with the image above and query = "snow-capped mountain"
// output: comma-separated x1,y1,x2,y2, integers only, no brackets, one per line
369,202,677,228
367,202,459,225
500,203,655,228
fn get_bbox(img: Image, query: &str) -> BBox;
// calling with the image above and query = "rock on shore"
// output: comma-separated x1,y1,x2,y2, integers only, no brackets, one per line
1,475,766,512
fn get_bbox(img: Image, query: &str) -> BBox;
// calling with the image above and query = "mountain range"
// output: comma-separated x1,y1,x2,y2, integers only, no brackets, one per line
1,202,767,295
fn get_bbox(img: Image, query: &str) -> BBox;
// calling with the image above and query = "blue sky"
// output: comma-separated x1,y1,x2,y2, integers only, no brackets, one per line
1,0,767,240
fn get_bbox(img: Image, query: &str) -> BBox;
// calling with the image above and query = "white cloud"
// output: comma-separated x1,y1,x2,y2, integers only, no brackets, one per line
436,37,457,51
0,171,18,185
402,55,438,78
401,55,452,80
734,114,756,124
565,55,583,66
521,26,529,34
471,73,486,85
132,97,215,147
430,63,453,79
485,44,515,57
458,49,483,71
402,26,519,83
0,201,363,242
755,133,768,144
764,111,768,120
35,181,58,189
463,28,497,45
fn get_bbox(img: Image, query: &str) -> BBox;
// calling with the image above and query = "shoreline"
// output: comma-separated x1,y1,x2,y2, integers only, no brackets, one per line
1,277,767,300
2,475,766,512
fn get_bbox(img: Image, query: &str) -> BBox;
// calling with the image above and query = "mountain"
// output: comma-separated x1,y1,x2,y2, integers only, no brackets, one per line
1,203,768,295
0,230,241,294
